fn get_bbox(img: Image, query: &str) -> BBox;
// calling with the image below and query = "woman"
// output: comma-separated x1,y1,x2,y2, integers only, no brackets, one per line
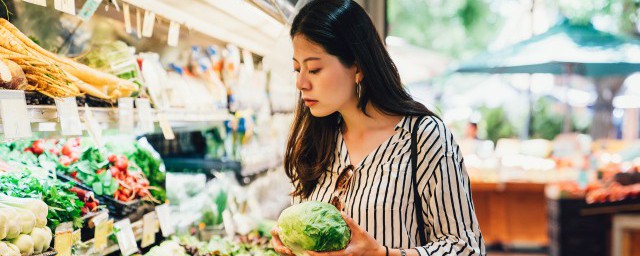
271,1,485,255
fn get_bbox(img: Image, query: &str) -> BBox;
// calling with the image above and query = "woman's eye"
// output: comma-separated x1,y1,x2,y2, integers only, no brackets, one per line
309,69,321,74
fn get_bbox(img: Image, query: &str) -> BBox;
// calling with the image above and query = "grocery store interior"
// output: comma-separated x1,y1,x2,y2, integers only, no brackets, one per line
0,0,638,255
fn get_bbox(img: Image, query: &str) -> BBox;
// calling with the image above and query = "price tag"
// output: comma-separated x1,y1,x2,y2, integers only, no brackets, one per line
94,217,113,251
135,98,154,133
136,8,142,39
54,0,76,15
83,105,103,148
72,229,82,243
114,219,138,256
142,11,156,37
55,97,82,136
155,204,175,237
54,222,73,256
77,0,103,21
157,113,175,140
141,211,158,248
167,21,180,46
118,97,134,133
0,90,32,139
123,3,132,34
23,0,46,6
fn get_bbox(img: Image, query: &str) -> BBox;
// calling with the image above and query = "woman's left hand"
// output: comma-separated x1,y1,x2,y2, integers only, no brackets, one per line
306,212,386,256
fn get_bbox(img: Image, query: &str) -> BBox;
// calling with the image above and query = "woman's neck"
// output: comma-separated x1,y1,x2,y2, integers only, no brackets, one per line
339,99,400,135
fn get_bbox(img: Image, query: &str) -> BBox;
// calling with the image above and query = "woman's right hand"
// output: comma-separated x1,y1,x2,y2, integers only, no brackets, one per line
271,226,294,256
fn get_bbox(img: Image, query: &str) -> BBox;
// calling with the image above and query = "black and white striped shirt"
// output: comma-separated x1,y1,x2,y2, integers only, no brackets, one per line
294,115,485,255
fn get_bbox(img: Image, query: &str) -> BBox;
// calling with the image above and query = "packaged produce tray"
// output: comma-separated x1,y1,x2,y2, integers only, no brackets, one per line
56,172,140,219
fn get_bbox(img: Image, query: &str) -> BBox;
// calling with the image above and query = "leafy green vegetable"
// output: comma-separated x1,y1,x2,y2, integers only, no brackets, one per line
0,171,84,230
277,202,350,254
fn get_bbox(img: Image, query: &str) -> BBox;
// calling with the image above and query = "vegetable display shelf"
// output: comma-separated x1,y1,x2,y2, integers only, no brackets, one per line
0,105,230,128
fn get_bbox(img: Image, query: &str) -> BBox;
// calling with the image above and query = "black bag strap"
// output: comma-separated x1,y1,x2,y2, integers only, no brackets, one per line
411,115,428,245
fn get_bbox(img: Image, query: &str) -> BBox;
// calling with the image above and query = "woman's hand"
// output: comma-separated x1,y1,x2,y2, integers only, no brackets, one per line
306,212,386,256
271,226,295,256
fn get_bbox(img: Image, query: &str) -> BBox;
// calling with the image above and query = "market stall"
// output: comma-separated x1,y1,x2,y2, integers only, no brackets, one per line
0,0,296,255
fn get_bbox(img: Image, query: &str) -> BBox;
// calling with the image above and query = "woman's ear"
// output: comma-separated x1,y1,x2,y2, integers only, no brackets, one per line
354,63,363,83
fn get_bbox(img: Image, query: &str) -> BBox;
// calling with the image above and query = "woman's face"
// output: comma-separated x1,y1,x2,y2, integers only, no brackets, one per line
293,35,359,117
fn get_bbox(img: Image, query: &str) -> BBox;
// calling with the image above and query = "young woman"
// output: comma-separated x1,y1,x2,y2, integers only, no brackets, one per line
271,1,485,255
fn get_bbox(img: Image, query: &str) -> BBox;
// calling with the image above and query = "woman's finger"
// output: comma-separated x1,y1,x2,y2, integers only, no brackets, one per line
270,227,294,255
340,212,360,231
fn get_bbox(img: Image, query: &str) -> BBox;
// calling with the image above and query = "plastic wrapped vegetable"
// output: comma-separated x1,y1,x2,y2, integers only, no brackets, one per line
0,207,21,239
0,194,48,227
8,234,34,255
0,241,20,256
29,226,52,253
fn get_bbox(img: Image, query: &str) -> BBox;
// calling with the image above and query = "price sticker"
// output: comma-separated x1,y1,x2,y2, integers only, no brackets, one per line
83,105,103,148
55,97,82,136
167,21,180,46
157,113,175,140
135,98,154,133
94,220,113,250
0,90,32,139
114,219,138,256
23,0,47,6
54,0,76,15
155,204,175,237
118,97,134,133
141,211,158,248
123,3,132,33
54,222,73,256
142,11,156,37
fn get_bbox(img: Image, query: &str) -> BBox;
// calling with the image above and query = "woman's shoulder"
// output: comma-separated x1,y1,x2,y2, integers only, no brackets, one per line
406,115,458,154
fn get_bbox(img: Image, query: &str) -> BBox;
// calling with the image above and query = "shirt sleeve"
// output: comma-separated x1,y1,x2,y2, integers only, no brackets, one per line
412,117,485,256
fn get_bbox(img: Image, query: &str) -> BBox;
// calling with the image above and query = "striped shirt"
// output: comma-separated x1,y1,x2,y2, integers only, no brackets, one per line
294,115,485,255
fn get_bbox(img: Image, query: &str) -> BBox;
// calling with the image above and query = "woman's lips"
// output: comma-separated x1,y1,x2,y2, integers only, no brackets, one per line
304,99,318,107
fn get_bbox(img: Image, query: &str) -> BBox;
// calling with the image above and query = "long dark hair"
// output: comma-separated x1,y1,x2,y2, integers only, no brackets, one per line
285,0,435,199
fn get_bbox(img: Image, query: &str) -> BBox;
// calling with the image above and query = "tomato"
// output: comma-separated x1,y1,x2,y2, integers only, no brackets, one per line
115,155,129,171
96,168,105,175
110,166,120,177
31,140,45,155
70,171,78,179
108,154,117,163
60,155,72,167
61,144,74,157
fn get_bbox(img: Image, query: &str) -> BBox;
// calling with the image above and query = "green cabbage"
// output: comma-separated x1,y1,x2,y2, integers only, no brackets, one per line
277,202,350,255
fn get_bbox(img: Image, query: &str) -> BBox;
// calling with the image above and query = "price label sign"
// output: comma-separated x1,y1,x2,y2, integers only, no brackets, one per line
155,204,175,237
141,211,158,248
23,0,47,6
135,98,154,133
114,219,138,256
83,105,103,148
55,97,82,136
118,97,134,133
78,0,103,21
123,3,132,34
92,212,111,250
0,90,32,139
142,11,156,37
54,222,73,256
167,21,180,46
54,0,76,15
157,113,175,140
